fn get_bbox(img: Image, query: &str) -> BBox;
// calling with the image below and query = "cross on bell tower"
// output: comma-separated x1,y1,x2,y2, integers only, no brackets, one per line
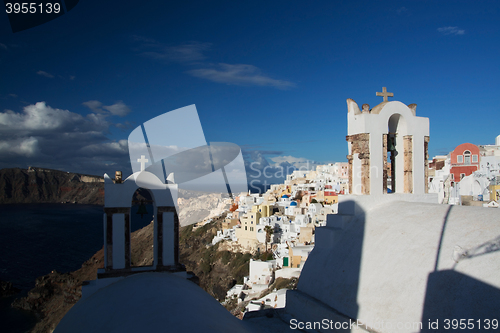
376,87,394,102
137,155,148,171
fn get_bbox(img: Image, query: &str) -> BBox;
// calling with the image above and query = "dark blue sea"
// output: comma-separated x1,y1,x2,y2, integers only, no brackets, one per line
0,203,153,333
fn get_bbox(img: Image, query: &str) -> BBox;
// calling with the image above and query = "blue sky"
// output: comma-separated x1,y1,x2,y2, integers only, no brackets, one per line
1,0,499,181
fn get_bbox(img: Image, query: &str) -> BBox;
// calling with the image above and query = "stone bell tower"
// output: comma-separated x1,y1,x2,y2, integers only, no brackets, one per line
346,87,430,195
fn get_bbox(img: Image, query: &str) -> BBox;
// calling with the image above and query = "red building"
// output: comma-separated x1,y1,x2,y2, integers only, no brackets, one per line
450,143,480,181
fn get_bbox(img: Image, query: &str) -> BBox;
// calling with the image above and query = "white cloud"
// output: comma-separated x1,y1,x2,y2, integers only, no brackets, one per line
82,100,104,113
134,37,294,90
103,101,131,117
36,70,54,78
0,102,131,175
187,64,295,89
0,102,97,132
80,140,128,155
83,100,131,117
437,26,465,35
0,137,39,157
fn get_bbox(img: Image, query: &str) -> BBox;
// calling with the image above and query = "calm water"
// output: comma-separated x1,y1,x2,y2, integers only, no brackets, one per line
0,203,153,333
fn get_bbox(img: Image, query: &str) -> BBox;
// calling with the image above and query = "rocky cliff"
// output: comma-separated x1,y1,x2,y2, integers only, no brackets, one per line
0,167,104,205
11,250,105,333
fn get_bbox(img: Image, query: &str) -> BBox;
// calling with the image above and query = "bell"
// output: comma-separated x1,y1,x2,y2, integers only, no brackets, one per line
136,201,148,218
387,137,396,152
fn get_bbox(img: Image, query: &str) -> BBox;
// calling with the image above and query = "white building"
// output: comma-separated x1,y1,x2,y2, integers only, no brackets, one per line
428,156,452,204
245,289,287,312
212,227,238,245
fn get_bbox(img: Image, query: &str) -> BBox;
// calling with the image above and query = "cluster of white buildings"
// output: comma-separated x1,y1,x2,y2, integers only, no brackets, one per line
211,163,348,310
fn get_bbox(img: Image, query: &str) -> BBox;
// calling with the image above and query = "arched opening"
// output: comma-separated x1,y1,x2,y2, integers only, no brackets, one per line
130,188,155,267
387,113,409,194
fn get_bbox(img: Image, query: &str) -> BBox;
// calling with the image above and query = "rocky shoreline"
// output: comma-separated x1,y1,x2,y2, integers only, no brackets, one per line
10,248,104,333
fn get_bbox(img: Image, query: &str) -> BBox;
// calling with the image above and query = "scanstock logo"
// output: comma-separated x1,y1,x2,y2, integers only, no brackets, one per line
127,104,248,204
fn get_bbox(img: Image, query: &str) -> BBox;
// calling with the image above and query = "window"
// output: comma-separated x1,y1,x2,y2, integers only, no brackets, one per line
464,150,471,165
472,155,478,163
460,173,465,180
245,226,247,230
457,155,463,163
250,227,254,231
451,173,454,180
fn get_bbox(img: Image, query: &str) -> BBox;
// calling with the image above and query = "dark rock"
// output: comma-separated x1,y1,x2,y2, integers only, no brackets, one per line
11,252,105,333
0,279,21,297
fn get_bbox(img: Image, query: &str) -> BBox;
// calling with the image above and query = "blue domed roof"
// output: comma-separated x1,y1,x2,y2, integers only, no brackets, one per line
282,194,289,198
290,201,297,206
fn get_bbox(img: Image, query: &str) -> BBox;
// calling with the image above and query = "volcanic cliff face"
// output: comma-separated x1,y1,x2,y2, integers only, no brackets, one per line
0,168,231,217
0,167,104,205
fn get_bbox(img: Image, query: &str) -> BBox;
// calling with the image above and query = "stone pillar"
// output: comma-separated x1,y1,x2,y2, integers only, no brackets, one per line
360,154,370,195
404,135,413,194
424,136,430,194
346,154,353,195
383,134,388,194
347,133,370,195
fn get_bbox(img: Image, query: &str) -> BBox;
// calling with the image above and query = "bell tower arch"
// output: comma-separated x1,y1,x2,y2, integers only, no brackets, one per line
346,88,430,195
99,171,183,278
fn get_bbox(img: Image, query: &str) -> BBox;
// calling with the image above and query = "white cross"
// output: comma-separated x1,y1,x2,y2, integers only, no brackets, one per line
376,87,394,102
137,155,148,172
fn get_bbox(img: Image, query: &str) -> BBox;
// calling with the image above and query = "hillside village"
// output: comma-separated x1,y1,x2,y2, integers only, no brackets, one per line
203,162,347,310
198,135,500,313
